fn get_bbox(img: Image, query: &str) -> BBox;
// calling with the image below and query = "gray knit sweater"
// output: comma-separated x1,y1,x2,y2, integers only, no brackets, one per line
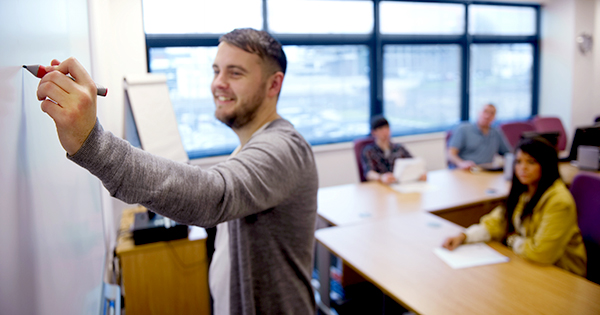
69,118,319,315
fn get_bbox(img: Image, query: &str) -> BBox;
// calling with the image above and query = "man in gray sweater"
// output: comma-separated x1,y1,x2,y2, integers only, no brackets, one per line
36,29,318,315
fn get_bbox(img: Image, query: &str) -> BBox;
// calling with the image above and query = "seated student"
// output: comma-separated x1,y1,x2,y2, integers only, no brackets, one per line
448,103,511,170
442,137,587,276
361,115,426,184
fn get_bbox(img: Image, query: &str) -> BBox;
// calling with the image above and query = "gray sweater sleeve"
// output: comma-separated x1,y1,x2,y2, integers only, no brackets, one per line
68,119,314,228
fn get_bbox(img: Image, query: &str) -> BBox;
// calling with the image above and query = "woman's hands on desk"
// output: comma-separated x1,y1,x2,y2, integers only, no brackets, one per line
442,233,466,251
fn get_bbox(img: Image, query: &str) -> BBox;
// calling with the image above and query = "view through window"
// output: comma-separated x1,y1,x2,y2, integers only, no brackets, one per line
144,0,540,158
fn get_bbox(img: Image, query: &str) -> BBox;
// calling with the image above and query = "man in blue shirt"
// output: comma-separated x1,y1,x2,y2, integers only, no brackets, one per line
448,104,510,170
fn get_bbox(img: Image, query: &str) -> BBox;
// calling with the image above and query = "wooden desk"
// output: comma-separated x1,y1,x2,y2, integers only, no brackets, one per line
316,212,600,315
318,169,510,228
316,169,509,310
315,166,598,312
116,207,210,315
559,161,600,185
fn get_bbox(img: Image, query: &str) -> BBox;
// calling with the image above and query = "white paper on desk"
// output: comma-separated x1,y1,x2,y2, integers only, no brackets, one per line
393,157,426,183
433,243,509,269
188,226,207,241
390,182,431,193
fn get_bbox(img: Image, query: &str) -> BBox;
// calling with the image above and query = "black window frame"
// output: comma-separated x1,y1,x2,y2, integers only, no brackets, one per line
144,0,540,159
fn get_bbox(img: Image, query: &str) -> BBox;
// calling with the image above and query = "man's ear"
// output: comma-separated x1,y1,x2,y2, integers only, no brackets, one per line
266,72,284,98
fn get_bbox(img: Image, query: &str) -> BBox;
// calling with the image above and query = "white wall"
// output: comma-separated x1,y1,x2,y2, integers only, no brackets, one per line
571,0,596,130
540,0,600,142
595,0,600,116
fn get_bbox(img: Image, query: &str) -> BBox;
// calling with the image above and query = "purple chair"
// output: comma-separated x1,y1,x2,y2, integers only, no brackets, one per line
446,130,455,168
499,121,536,150
353,137,374,182
532,116,568,151
570,172,600,284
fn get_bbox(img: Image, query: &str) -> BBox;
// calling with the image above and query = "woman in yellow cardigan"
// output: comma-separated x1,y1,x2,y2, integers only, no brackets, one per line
443,137,587,276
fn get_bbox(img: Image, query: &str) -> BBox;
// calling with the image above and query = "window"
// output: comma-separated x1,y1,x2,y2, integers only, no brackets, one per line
470,44,534,121
280,45,371,144
379,1,464,35
469,5,536,36
268,0,373,34
144,0,540,158
383,45,461,133
142,0,263,34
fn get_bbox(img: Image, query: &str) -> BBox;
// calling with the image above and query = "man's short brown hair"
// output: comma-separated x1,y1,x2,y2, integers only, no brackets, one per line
220,28,287,76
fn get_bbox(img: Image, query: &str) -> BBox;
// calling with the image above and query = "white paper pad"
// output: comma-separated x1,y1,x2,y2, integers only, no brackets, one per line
393,157,426,183
390,182,431,193
433,243,509,269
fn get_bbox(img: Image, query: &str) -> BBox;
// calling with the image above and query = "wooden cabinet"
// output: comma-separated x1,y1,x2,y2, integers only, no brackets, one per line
116,207,210,315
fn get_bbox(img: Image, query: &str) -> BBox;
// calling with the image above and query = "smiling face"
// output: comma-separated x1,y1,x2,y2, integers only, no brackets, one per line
211,42,269,129
514,149,542,187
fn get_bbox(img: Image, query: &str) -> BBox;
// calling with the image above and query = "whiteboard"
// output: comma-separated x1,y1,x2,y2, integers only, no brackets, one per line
0,0,106,314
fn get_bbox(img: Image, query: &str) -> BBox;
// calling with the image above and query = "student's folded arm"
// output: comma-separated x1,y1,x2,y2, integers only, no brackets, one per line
447,147,463,165
478,205,508,241
464,206,507,243
516,200,575,265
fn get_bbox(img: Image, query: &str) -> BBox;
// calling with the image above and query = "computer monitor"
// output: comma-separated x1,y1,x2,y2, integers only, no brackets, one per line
566,125,600,161
520,131,560,149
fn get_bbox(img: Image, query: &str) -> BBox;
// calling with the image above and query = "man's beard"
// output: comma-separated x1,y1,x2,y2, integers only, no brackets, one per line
216,82,267,129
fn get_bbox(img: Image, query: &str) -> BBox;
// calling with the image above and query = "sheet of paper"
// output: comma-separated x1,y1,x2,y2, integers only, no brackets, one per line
433,243,509,269
390,182,431,193
393,157,426,183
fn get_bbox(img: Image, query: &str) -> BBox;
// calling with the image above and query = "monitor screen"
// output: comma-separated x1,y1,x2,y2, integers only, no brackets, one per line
567,125,600,161
520,130,560,149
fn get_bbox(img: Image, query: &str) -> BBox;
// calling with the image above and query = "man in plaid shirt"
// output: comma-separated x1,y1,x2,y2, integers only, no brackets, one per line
361,115,425,184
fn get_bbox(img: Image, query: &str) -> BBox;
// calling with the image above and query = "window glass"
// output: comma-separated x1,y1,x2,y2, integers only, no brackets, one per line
379,1,465,35
280,45,370,143
149,45,370,157
143,0,262,34
469,5,536,35
383,45,461,133
469,44,533,121
144,1,540,157
268,0,373,34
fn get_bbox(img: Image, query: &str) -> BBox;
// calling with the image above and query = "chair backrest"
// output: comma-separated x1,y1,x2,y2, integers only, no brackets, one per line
445,129,455,168
499,121,536,150
532,116,567,151
570,172,600,284
353,137,375,182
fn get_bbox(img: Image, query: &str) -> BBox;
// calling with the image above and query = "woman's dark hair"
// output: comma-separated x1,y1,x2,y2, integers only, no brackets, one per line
505,137,560,234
